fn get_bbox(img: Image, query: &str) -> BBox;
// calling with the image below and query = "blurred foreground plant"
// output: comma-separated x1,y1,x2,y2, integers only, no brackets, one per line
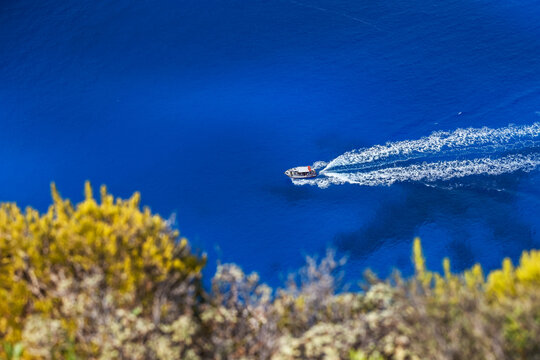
0,185,538,360
0,182,205,358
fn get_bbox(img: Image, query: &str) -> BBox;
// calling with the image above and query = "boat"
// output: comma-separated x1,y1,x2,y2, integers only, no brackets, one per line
284,166,317,179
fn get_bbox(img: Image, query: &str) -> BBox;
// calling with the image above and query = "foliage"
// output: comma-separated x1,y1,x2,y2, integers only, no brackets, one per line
0,185,538,359
200,263,277,359
398,238,540,360
0,183,205,358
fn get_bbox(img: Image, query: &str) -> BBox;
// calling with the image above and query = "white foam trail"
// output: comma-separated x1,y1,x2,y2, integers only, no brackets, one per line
294,154,540,188
312,161,328,170
292,123,540,188
324,123,540,170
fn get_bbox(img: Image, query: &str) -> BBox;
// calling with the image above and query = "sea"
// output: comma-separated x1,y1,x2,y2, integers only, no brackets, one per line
1,0,540,286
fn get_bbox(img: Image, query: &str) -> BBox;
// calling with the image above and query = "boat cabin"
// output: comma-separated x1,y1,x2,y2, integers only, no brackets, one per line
285,166,317,179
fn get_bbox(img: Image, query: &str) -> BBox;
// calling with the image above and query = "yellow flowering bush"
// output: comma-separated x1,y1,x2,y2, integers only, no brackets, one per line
403,238,540,359
486,250,540,298
0,182,205,357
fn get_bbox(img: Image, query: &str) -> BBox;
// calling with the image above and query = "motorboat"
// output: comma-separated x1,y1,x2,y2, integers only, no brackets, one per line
284,166,317,179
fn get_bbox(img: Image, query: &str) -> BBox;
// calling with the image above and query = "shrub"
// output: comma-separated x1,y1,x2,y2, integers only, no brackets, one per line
399,238,540,360
0,182,205,358
0,185,538,359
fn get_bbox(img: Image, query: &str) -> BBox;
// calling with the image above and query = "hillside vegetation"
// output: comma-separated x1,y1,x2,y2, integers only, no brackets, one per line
0,183,538,360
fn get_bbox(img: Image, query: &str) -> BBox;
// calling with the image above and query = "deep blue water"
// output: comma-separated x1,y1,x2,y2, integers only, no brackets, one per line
2,0,540,286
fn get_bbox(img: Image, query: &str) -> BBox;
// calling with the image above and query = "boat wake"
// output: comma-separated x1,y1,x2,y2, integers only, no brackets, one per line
293,123,540,188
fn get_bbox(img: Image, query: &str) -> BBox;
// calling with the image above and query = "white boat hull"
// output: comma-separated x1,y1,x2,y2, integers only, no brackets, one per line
287,174,317,179
285,166,317,179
